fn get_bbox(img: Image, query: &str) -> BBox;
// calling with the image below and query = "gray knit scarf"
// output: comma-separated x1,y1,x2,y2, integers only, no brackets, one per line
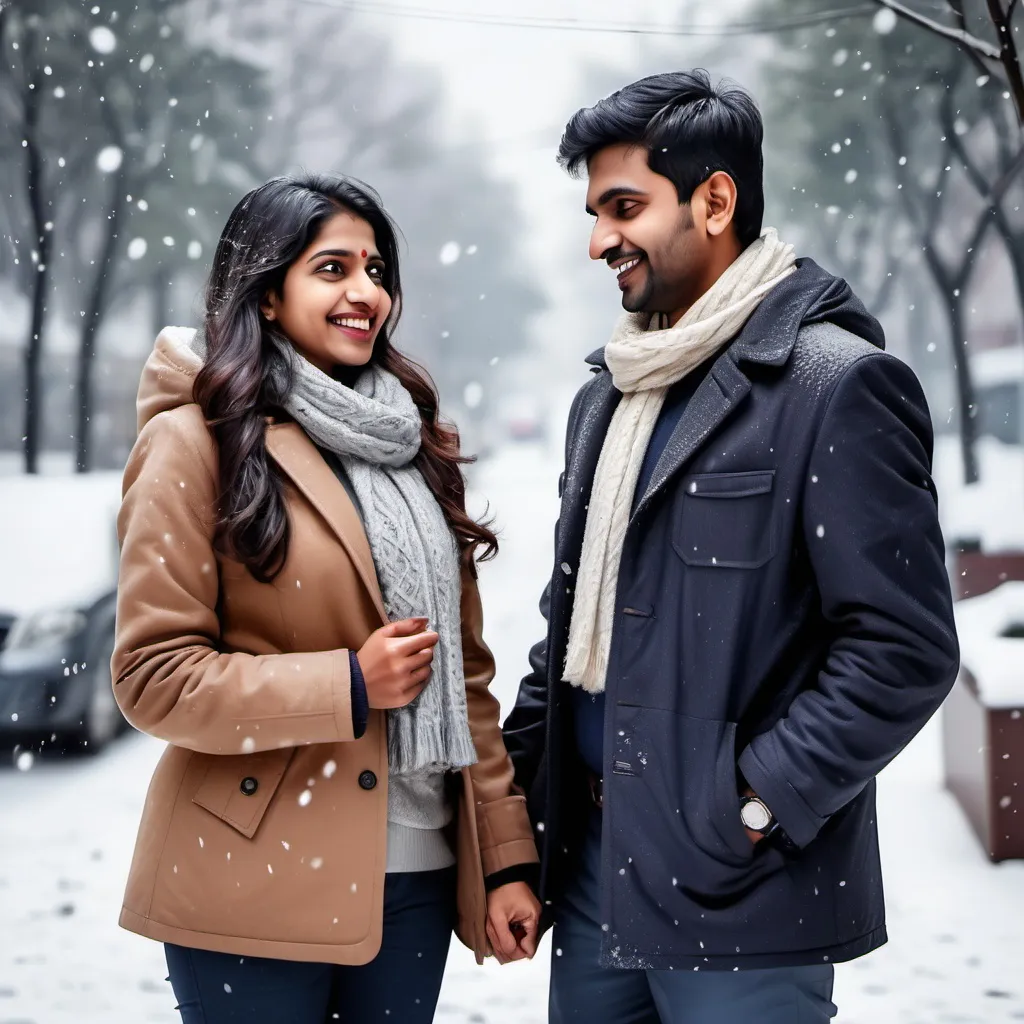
189,328,477,775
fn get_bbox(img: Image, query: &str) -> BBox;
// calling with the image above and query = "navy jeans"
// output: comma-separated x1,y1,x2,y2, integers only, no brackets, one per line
550,811,838,1024
165,866,456,1023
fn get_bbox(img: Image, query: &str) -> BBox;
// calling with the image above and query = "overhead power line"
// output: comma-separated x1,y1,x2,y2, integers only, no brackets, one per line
298,0,876,37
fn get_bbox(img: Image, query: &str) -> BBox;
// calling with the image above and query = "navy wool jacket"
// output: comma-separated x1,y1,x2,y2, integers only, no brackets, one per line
502,260,959,971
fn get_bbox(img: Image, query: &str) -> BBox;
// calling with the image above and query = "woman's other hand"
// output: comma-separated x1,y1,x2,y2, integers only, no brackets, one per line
357,618,438,709
485,881,541,964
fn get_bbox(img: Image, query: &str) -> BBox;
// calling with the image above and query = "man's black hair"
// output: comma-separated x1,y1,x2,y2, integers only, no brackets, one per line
558,70,764,248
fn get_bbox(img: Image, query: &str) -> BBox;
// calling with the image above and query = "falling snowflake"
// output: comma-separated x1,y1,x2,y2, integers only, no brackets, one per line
89,26,117,54
439,241,461,265
872,7,898,34
96,146,124,173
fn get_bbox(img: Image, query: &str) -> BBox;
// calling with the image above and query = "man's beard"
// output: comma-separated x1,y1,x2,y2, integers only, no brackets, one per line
622,263,655,313
622,263,680,316
622,207,696,316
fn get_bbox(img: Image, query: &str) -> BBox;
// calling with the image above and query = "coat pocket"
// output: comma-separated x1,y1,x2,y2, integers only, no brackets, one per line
191,748,295,839
674,470,775,569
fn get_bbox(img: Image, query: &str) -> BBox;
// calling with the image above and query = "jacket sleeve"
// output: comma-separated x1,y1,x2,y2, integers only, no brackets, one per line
501,582,553,798
501,376,598,796
460,556,539,878
111,410,357,755
738,352,959,848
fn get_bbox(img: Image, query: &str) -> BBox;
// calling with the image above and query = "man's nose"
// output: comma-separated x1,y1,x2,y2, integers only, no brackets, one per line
590,221,622,262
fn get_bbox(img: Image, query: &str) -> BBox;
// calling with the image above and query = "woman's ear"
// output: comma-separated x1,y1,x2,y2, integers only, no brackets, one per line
260,292,277,322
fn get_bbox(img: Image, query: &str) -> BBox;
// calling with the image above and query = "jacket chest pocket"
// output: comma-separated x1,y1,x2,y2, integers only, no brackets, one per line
673,470,776,569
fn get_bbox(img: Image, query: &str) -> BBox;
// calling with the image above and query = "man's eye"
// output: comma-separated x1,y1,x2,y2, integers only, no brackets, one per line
617,201,640,216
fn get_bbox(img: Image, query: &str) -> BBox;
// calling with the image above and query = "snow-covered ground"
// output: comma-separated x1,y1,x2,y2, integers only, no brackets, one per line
2,442,1024,1023
933,435,1024,553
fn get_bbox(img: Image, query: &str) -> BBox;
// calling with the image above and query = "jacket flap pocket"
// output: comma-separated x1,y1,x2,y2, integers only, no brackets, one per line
192,748,294,839
683,470,774,499
676,470,776,569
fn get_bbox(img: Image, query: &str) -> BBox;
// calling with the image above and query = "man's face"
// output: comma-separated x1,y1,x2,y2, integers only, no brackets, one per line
585,143,706,319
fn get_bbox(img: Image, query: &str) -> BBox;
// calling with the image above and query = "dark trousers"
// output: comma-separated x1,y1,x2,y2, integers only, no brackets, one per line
165,866,456,1024
549,811,837,1024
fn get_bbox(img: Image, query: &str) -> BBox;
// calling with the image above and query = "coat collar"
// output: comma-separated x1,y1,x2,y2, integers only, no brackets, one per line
584,258,849,375
264,422,388,623
584,262,838,519
556,371,621,566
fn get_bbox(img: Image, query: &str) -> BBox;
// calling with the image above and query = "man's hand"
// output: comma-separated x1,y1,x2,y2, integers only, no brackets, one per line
485,881,541,965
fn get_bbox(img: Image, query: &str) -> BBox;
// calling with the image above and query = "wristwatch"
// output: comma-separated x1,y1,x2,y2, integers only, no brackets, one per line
739,794,776,836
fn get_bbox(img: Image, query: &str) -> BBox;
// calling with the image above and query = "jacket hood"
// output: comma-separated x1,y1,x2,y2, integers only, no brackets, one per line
137,326,203,431
794,259,885,348
585,258,885,369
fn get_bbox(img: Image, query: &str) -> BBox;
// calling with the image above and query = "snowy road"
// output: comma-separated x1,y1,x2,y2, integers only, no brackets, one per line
2,443,1024,1023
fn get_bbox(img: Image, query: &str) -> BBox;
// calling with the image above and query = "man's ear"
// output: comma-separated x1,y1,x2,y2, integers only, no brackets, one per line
702,171,738,239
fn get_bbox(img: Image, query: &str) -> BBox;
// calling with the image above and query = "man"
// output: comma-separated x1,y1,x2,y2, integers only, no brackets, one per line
502,71,959,1023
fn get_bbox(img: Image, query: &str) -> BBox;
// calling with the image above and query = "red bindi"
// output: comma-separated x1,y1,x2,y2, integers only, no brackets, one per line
361,249,367,258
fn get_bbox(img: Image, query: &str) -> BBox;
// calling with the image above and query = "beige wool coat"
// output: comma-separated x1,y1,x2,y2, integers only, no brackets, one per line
111,327,537,965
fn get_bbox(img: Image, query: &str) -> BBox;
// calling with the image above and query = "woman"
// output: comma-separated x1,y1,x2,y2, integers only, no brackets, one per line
112,174,541,1023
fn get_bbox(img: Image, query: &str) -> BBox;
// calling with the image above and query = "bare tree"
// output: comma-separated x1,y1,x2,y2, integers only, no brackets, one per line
872,0,1024,121
1,8,57,473
69,1,266,471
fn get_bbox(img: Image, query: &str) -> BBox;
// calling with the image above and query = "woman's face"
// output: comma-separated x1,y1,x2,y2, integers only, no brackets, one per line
261,209,393,375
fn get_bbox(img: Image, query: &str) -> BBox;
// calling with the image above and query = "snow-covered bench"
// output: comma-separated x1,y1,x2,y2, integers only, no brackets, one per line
944,581,1024,862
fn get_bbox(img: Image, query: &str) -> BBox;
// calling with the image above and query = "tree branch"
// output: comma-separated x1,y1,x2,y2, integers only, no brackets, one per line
947,0,1004,78
872,0,1002,58
986,0,1024,123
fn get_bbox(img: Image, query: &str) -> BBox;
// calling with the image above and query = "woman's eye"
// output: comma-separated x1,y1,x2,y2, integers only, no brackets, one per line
368,265,385,280
320,260,344,275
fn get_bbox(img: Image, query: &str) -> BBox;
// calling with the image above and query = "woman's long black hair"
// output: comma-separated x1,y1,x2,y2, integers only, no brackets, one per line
193,173,497,583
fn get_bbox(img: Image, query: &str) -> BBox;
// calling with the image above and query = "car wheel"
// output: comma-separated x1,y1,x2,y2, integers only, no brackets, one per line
80,630,122,753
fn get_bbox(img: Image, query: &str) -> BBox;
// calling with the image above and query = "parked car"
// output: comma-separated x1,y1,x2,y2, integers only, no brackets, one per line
0,471,126,753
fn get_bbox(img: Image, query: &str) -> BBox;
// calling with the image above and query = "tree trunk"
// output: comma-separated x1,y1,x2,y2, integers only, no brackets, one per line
22,71,50,476
946,297,981,485
151,267,172,340
74,166,128,473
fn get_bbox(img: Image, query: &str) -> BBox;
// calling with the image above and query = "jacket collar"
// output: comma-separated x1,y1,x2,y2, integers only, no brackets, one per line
585,261,849,519
584,258,848,375
264,422,388,623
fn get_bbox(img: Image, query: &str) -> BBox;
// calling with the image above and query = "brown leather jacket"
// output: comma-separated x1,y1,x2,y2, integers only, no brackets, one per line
111,328,537,965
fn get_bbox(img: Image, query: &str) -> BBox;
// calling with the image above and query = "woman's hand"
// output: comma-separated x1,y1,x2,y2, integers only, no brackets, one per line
357,618,438,709
486,881,541,964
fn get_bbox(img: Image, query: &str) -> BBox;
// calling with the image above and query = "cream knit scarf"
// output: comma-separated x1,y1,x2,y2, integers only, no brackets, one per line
564,228,797,694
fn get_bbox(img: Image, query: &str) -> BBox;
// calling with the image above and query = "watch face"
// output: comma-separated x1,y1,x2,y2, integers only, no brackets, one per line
741,798,772,832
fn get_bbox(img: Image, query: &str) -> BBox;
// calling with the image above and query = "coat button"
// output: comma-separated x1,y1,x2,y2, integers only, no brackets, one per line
239,776,259,796
358,770,377,791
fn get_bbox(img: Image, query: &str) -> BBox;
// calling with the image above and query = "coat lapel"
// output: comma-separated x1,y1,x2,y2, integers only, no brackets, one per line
265,422,388,622
556,370,621,568
631,353,752,522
